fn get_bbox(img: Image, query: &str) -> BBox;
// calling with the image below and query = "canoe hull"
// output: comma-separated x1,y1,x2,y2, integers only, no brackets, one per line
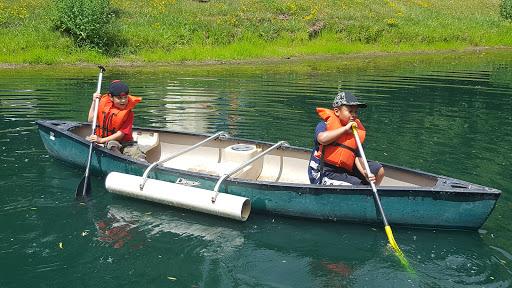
36,120,501,230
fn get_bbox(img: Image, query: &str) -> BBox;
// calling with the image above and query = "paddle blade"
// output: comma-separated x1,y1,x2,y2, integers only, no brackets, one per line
75,176,91,199
384,226,400,251
384,226,415,275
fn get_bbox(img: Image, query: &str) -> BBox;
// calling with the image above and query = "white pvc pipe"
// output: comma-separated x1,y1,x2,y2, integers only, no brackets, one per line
105,172,251,221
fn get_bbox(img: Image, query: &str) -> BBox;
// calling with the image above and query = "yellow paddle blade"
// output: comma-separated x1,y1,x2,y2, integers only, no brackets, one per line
385,226,416,276
385,226,400,251
394,247,416,276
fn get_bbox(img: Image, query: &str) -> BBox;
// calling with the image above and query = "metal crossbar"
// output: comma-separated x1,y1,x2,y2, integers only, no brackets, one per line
211,141,289,203
139,131,229,190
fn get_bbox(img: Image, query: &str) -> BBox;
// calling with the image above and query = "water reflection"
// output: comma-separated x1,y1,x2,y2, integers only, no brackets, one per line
97,205,244,255
88,203,512,287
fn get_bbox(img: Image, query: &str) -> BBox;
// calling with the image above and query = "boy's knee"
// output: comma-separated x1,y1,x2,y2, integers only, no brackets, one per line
123,143,146,161
105,140,122,150
375,167,385,185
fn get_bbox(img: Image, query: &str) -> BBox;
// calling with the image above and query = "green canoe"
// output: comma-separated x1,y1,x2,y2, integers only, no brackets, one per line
36,119,501,230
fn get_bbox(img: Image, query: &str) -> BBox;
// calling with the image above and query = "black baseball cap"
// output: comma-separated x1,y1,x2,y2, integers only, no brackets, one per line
108,80,129,96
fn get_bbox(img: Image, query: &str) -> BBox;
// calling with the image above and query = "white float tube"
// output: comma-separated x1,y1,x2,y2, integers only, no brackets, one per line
105,172,251,221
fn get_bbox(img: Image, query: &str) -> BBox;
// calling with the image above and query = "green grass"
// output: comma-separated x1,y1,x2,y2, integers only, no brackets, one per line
1,0,512,64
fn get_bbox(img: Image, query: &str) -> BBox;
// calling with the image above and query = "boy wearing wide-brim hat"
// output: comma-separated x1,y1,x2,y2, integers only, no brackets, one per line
88,80,146,162
308,92,384,185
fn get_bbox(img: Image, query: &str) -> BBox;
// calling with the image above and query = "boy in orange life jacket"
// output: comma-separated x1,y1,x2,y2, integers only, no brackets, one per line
87,80,147,162
308,92,384,186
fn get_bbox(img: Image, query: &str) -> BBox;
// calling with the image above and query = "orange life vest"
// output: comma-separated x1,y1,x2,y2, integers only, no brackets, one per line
314,107,366,171
95,94,142,138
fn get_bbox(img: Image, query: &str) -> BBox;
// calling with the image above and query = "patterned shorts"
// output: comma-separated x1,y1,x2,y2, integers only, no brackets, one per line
105,140,146,161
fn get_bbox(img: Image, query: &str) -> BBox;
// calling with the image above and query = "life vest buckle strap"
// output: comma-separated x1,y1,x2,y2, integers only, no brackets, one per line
98,111,118,138
327,142,357,153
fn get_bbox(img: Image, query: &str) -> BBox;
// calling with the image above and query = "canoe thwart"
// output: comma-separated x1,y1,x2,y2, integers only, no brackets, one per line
211,141,289,203
140,131,229,190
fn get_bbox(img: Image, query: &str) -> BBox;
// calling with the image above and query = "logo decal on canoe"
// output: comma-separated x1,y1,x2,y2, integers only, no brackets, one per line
176,178,200,186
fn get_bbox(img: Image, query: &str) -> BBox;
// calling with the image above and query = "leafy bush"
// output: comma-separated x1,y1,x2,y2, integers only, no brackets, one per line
500,0,512,20
50,0,114,51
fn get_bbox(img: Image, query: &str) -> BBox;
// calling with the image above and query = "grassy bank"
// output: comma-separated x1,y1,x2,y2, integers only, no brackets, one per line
1,0,512,64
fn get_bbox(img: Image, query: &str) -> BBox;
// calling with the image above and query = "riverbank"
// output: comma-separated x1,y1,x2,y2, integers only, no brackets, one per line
3,47,512,80
2,0,512,65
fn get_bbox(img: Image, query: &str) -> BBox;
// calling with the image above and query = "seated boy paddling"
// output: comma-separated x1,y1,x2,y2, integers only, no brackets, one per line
88,80,147,162
308,92,384,185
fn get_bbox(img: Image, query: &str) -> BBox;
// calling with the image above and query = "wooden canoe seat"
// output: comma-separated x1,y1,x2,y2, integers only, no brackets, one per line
132,131,159,153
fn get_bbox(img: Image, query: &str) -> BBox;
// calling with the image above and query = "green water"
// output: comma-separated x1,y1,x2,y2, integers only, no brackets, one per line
1,51,512,287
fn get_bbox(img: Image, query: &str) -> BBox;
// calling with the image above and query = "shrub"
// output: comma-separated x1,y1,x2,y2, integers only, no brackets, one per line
50,0,114,51
500,0,512,20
